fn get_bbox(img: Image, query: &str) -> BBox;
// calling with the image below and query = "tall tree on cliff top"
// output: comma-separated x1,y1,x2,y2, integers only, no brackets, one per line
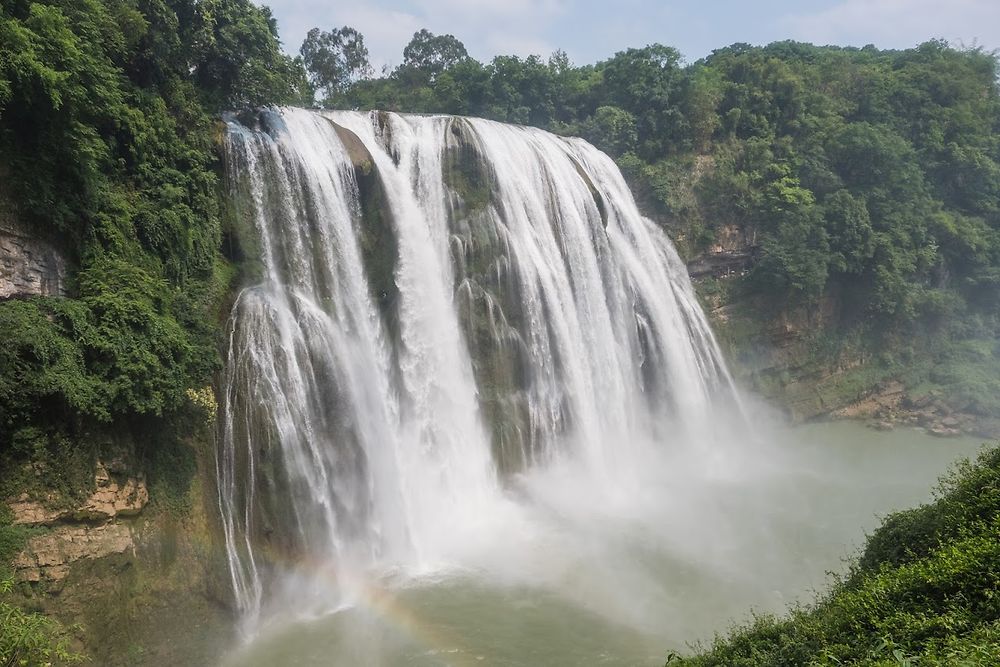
402,29,469,82
300,26,372,104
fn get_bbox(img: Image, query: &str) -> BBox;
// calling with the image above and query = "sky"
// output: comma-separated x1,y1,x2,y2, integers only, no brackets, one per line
264,0,1000,70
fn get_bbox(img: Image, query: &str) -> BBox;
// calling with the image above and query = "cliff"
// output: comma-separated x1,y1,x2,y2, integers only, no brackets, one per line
699,280,1000,440
2,407,234,665
0,170,67,299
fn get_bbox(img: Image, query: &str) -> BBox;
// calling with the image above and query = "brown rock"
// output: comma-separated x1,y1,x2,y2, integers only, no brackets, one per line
77,462,149,520
917,410,938,426
8,461,148,526
327,119,374,175
14,523,134,583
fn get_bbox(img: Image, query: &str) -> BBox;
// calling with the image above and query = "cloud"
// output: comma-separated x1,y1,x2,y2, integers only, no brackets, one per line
414,0,566,21
784,0,1000,51
269,0,567,69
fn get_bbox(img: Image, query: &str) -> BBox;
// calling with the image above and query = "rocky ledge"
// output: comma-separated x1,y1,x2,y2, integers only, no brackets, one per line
0,221,68,299
6,461,148,584
832,380,1000,440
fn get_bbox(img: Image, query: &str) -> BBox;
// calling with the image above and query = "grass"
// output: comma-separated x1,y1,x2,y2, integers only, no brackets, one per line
672,445,1000,666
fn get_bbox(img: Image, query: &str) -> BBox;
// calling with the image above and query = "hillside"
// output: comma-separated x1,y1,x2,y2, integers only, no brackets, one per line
674,445,1000,666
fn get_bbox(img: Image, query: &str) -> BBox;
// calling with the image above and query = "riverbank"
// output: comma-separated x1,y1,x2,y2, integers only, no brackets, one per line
696,278,1000,442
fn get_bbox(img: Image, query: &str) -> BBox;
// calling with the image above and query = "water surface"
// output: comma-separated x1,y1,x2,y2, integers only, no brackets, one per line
223,420,987,666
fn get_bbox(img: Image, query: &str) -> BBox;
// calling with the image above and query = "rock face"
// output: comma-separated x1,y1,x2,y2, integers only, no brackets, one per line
0,217,67,299
7,461,148,582
687,224,758,278
4,430,235,666
9,462,148,526
13,523,134,584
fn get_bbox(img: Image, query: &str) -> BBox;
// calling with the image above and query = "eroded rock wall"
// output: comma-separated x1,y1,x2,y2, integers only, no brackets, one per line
4,435,234,666
0,173,68,298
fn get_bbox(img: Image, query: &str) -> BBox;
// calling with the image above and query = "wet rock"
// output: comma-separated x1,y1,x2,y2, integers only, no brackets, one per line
0,221,67,299
568,156,609,228
917,410,939,426
327,119,374,175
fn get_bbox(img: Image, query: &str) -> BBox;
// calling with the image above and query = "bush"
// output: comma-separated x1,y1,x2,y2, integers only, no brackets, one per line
0,579,84,667
673,446,1000,666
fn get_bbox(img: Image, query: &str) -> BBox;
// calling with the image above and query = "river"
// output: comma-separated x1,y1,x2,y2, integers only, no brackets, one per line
221,420,987,666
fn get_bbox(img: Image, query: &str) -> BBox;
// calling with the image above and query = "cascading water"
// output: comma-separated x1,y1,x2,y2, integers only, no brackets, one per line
217,107,743,638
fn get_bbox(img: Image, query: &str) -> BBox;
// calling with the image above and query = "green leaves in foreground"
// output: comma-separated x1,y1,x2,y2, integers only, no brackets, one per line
1,507,83,666
674,446,1000,666
0,578,84,667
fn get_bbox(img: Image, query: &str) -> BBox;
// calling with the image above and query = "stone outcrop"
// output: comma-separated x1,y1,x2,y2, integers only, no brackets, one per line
7,461,148,583
834,385,1000,440
687,224,758,278
0,211,68,298
4,430,234,666
9,462,148,526
328,118,374,175
13,523,134,584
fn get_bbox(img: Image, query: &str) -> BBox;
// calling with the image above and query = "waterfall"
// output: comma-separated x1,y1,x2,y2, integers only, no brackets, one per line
217,108,741,631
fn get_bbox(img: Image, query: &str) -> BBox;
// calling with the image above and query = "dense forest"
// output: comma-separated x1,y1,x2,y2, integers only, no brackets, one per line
2,0,1000,662
0,0,304,492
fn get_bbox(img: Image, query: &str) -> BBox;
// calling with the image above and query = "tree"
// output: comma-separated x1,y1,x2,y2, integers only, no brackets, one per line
824,189,874,275
598,44,688,158
188,0,300,110
583,106,637,157
300,26,372,103
402,29,468,82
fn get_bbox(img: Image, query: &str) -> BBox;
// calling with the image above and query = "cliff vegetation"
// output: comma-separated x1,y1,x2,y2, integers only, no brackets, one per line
672,445,1000,666
0,0,303,661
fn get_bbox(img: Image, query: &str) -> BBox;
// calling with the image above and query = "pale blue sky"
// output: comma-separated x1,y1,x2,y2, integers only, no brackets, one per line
265,0,1000,69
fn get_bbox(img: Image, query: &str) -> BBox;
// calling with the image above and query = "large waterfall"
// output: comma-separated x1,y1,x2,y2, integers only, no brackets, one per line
217,107,742,635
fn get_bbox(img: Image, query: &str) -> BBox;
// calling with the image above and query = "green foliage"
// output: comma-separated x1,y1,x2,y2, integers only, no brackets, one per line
581,106,637,157
0,0,298,496
401,29,468,84
300,25,371,104
673,446,1000,666
0,507,32,580
188,0,304,111
597,44,688,158
0,580,85,667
